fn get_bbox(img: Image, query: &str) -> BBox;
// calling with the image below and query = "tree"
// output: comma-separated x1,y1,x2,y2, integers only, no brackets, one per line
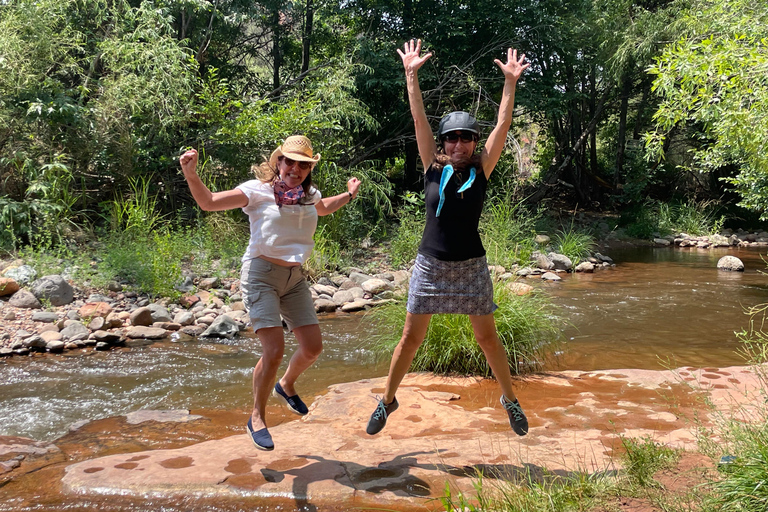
647,0,768,217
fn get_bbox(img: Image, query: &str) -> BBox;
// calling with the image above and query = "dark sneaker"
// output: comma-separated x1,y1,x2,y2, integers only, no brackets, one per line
366,396,399,435
246,417,274,451
273,382,309,416
501,395,528,436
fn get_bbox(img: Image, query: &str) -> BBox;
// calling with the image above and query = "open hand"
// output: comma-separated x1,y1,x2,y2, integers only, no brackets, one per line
494,48,529,82
397,39,432,75
179,149,198,174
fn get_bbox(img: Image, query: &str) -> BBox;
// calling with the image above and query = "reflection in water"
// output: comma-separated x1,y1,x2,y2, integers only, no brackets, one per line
1,246,766,443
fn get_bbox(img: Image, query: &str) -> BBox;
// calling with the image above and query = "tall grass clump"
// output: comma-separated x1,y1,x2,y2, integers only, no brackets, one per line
367,279,561,376
389,191,426,269
553,226,596,265
701,303,768,512
440,469,613,512
620,436,680,488
622,199,725,239
481,196,540,269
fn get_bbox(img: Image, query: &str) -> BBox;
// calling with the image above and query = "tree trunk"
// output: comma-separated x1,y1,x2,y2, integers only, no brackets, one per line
301,0,313,75
272,8,281,91
615,74,631,187
589,67,598,177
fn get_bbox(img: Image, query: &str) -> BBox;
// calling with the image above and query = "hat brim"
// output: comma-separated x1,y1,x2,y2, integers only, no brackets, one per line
269,148,321,169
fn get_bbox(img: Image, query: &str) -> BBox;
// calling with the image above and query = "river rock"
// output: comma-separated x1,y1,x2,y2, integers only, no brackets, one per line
23,336,47,350
125,326,167,339
60,322,89,341
507,282,534,295
46,340,65,353
312,284,337,297
340,299,370,312
348,271,374,286
129,307,154,327
79,302,113,319
717,255,744,272
534,234,551,245
531,252,554,270
173,311,195,326
147,304,173,323
87,316,106,331
314,299,337,313
3,265,37,286
31,311,59,323
92,330,122,343
361,278,393,295
40,331,62,343
8,289,41,309
575,261,595,273
594,253,614,264
0,277,19,297
541,272,562,281
201,316,240,339
548,253,573,271
30,275,74,306
653,238,671,246
198,277,220,290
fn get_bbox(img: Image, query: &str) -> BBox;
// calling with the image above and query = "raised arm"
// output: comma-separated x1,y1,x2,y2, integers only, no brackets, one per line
480,48,529,178
397,39,436,171
316,177,361,216
180,149,248,211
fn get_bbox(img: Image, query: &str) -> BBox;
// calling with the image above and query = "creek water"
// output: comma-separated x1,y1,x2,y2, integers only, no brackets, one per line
1,245,767,510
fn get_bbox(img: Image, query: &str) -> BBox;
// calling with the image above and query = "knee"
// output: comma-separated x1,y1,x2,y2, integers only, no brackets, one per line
398,331,424,353
261,344,285,366
302,341,323,360
475,333,500,352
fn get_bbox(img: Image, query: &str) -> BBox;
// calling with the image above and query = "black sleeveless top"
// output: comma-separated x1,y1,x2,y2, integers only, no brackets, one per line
418,164,487,261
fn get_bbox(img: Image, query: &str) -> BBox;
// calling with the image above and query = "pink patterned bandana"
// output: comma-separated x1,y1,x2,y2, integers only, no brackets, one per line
273,179,304,206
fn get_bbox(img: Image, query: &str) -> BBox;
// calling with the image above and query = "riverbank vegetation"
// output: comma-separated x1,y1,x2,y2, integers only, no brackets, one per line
368,280,562,377
2,0,767,263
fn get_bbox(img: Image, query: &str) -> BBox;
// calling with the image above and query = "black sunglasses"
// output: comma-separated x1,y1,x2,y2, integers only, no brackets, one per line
279,156,312,170
443,131,477,143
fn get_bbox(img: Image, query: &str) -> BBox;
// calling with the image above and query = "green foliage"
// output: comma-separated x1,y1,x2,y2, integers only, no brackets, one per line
620,436,681,488
388,192,426,269
108,176,167,236
481,197,541,269
622,199,725,238
367,280,561,377
647,0,768,217
553,226,596,265
440,469,613,512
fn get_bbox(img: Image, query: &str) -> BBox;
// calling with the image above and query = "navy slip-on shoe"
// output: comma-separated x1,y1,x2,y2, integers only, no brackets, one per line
246,417,274,451
273,382,309,416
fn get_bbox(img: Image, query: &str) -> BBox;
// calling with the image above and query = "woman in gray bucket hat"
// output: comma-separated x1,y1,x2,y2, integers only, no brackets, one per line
366,39,531,437
181,136,360,451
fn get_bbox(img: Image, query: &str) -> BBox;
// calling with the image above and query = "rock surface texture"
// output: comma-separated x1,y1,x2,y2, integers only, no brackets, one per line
60,366,762,511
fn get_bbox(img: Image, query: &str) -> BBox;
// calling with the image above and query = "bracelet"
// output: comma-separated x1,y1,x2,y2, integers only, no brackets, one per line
347,191,353,200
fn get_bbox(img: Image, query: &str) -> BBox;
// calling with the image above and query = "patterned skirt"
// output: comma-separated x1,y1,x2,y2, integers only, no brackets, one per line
406,253,497,315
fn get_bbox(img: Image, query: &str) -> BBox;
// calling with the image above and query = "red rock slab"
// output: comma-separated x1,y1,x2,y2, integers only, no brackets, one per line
61,367,765,510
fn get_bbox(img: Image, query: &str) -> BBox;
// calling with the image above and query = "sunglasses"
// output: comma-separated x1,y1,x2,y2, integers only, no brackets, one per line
280,156,312,170
443,131,477,143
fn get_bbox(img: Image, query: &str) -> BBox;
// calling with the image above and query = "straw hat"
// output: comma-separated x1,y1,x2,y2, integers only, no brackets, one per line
268,135,321,170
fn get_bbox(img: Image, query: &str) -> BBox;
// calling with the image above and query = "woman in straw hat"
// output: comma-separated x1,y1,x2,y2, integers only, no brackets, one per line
365,39,530,437
180,136,360,451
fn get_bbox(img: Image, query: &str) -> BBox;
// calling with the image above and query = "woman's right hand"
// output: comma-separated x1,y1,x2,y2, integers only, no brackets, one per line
179,149,198,174
397,39,432,75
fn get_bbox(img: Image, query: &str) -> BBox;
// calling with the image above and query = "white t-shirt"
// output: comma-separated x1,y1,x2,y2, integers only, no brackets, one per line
236,180,321,264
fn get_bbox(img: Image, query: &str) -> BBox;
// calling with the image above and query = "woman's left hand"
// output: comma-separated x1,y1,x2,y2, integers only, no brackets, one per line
494,48,530,82
347,177,361,199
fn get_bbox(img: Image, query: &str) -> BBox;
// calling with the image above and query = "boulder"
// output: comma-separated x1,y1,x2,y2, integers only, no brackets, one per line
3,265,37,286
0,277,19,297
30,275,74,306
547,253,573,271
361,278,393,295
201,316,241,339
8,289,41,309
717,255,744,272
129,307,154,327
79,302,113,319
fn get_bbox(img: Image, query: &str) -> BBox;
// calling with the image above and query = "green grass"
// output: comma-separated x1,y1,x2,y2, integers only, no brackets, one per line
553,227,596,266
366,278,562,377
622,199,726,239
481,197,541,269
620,435,681,488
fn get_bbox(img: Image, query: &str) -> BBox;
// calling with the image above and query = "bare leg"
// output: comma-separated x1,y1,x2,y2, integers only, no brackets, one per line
383,313,432,403
469,314,517,401
278,323,323,395
251,326,285,430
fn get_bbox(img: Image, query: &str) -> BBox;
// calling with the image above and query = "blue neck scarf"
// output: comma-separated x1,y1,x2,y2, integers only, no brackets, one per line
436,165,476,217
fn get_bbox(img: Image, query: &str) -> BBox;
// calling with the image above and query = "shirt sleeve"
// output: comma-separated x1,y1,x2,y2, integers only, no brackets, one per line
236,180,270,207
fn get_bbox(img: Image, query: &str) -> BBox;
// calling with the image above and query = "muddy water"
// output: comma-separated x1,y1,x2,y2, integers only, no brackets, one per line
1,245,767,510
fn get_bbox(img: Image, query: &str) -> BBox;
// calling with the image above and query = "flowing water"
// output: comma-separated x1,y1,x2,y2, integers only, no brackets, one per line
1,245,767,509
